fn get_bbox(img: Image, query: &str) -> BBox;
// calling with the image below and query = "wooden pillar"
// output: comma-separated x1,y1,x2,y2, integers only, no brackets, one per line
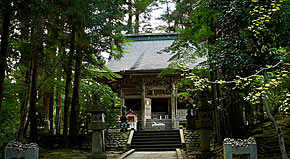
141,84,146,130
171,83,176,129
120,88,125,115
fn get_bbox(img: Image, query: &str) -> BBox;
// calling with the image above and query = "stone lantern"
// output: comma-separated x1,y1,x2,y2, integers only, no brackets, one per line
186,103,198,130
195,91,213,158
88,104,106,159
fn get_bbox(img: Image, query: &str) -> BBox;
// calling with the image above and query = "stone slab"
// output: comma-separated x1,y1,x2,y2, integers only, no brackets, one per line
125,151,178,159
5,147,39,159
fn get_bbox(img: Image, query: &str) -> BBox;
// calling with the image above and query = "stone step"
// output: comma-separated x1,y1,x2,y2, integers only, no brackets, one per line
131,143,182,148
133,134,180,139
132,140,181,145
132,137,179,142
131,130,181,151
134,132,179,136
133,147,177,151
134,131,179,136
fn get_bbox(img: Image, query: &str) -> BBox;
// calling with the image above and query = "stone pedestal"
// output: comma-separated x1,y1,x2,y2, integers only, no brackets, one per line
88,107,106,159
223,137,257,159
5,147,39,159
92,131,102,153
195,92,213,159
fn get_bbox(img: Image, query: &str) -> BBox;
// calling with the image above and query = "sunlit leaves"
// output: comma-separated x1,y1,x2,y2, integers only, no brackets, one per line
243,70,290,112
249,0,284,36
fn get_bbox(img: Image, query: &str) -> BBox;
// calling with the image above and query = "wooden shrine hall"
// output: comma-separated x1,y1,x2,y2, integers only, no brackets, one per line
104,33,206,131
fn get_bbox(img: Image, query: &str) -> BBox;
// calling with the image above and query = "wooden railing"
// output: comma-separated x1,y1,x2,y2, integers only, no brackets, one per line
176,109,187,120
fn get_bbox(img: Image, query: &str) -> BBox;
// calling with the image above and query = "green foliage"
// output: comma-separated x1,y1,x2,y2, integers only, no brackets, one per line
0,79,22,158
79,79,120,129
177,67,210,101
243,69,290,113
159,0,290,143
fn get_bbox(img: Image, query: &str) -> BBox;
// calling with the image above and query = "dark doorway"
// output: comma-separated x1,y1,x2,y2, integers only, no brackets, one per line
151,98,169,112
125,99,141,111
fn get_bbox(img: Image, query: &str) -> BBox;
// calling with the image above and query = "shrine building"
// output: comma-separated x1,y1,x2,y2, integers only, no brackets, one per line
105,33,206,131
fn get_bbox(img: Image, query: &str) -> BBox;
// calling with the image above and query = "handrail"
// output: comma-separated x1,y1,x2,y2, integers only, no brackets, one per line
179,128,186,148
126,130,134,150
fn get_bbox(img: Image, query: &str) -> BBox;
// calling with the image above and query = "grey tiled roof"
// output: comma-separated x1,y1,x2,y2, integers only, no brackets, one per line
105,34,206,72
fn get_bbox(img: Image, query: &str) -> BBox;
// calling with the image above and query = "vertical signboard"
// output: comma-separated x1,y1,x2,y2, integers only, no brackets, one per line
145,98,151,119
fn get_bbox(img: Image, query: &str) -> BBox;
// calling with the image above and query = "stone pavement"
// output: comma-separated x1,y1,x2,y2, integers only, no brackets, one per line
124,151,177,159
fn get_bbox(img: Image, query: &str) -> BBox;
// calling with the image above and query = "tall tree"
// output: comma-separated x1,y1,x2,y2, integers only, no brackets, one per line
0,0,12,115
65,0,127,146
125,0,156,34
63,18,75,148
29,13,44,142
69,24,84,146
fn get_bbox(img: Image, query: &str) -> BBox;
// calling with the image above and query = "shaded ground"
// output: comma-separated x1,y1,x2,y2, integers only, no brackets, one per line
40,149,122,159
250,116,290,158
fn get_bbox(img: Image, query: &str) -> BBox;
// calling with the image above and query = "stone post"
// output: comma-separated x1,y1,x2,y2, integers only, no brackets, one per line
171,83,176,129
195,91,213,158
120,88,125,115
88,106,106,159
141,84,146,130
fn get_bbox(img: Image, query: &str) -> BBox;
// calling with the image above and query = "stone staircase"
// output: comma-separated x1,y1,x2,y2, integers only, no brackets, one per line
131,130,182,151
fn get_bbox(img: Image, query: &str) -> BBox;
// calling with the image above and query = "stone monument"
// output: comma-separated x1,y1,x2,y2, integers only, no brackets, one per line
195,92,213,158
88,103,106,159
5,141,39,159
223,137,257,159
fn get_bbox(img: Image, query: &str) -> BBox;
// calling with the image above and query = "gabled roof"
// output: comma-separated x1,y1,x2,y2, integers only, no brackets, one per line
105,33,206,73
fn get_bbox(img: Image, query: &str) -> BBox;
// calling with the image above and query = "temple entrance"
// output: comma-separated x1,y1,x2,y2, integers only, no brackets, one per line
125,98,141,112
125,99,141,118
151,98,170,119
125,98,171,120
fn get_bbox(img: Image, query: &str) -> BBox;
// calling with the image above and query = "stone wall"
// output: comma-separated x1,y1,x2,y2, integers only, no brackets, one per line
184,130,201,148
105,131,130,150
184,130,215,149
81,131,130,150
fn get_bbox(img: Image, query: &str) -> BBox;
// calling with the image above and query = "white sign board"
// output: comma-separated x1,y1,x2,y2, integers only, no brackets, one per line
145,98,151,119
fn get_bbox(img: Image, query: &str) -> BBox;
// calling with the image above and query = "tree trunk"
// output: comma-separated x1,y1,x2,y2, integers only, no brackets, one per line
55,88,62,135
263,71,288,159
55,86,61,134
134,12,140,34
29,13,44,142
29,45,40,142
63,21,75,148
165,0,171,31
55,45,64,135
17,66,32,142
127,0,133,34
0,0,12,115
69,28,84,146
17,16,33,142
43,91,50,131
228,92,247,138
49,90,54,133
